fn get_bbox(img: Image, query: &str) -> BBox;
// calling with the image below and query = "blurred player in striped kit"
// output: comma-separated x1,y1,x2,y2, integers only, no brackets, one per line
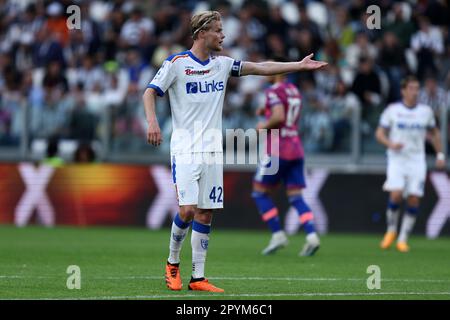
252,57,320,256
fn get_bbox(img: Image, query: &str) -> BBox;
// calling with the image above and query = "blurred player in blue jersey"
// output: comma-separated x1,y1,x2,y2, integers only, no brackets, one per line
252,57,320,256
143,11,327,292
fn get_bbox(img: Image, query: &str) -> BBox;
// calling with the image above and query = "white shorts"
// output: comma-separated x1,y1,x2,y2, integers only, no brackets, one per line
383,157,427,197
171,152,223,209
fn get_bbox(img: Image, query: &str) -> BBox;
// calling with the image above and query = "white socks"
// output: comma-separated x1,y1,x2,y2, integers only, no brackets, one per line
168,214,191,264
306,232,320,246
386,208,400,233
167,215,212,279
191,221,211,279
398,214,416,243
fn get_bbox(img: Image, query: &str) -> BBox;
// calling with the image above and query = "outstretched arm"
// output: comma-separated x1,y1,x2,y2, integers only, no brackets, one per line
240,53,328,76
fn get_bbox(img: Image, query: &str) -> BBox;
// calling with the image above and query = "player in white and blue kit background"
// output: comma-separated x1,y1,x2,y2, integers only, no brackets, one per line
376,76,446,253
143,11,327,292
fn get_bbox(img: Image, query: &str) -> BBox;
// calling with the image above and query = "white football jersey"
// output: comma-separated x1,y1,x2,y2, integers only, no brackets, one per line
379,102,436,159
148,50,242,154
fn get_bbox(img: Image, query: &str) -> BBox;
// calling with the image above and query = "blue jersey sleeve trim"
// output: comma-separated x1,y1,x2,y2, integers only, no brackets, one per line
165,50,190,62
147,84,165,97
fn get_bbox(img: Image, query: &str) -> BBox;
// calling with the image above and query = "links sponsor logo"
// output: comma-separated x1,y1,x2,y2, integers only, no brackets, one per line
186,81,224,94
397,122,426,130
185,69,211,76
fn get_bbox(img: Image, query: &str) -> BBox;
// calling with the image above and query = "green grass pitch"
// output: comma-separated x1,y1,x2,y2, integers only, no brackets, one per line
0,226,449,300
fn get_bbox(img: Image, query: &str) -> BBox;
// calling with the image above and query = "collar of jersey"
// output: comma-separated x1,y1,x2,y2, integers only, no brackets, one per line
188,50,210,66
401,101,418,110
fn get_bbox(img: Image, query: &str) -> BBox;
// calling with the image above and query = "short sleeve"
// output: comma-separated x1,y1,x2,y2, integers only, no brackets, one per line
266,90,282,108
147,60,176,97
379,107,392,128
219,56,242,77
230,59,242,77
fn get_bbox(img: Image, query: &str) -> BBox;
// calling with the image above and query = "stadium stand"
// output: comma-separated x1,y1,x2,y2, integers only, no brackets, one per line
0,0,448,168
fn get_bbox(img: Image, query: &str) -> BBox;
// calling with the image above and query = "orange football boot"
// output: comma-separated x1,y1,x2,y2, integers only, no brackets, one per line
396,241,410,253
165,262,182,291
380,231,397,249
188,278,224,292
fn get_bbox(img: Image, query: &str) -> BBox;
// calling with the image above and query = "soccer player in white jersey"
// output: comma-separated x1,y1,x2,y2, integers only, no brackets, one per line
142,11,327,292
376,76,446,252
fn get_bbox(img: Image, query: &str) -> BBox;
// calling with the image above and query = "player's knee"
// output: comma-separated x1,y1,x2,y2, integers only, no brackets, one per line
194,210,213,224
286,188,303,197
406,196,420,208
390,192,402,204
252,185,268,195
179,206,196,222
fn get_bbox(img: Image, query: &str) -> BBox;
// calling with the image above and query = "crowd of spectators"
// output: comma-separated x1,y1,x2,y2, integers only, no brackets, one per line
0,0,449,158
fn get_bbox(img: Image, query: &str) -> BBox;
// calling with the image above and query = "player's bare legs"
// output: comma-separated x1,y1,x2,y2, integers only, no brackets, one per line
252,183,288,255
396,195,420,252
381,190,402,249
286,189,320,256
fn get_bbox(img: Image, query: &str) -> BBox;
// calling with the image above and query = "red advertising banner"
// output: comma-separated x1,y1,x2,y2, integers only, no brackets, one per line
1,163,160,226
1,163,449,238
0,163,257,229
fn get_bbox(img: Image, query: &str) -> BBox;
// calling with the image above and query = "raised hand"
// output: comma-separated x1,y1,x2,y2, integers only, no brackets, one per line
299,53,328,71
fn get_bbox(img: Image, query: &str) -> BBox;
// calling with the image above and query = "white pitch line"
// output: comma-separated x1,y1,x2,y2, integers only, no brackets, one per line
1,275,450,283
0,275,55,279
11,291,450,300
210,277,450,283
92,291,450,299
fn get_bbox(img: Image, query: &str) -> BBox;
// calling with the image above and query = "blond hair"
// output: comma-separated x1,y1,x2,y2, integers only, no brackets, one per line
191,11,221,40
